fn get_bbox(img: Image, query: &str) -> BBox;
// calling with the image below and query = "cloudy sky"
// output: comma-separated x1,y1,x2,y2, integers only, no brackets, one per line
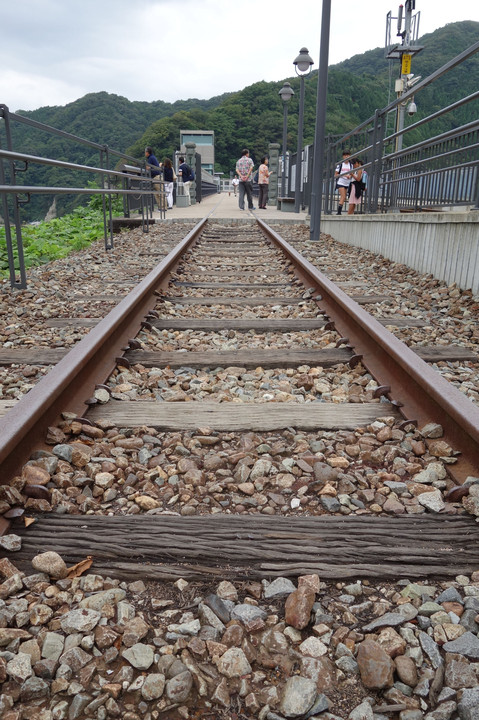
2,0,478,112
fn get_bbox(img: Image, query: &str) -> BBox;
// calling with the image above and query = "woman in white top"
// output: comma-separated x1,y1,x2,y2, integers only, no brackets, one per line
334,150,352,215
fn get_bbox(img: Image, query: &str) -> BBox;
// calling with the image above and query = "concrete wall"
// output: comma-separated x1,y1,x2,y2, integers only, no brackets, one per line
319,211,479,295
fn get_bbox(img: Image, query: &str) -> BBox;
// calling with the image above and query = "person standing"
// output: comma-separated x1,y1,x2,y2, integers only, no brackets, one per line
145,146,163,209
163,158,175,209
334,149,352,215
178,156,192,206
235,148,255,211
231,177,239,195
347,158,364,215
258,156,272,209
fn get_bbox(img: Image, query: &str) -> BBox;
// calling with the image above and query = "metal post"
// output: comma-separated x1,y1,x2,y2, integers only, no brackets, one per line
370,111,386,214
324,138,332,214
366,111,380,214
100,146,113,251
0,105,27,288
309,0,331,241
281,102,289,198
294,75,306,213
268,142,280,206
105,146,114,250
0,149,18,288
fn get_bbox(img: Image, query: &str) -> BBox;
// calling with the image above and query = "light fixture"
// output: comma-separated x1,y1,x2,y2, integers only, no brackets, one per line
279,81,294,103
293,48,314,212
294,47,314,75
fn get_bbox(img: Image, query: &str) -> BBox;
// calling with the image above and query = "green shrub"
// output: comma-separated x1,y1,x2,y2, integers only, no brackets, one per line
0,192,123,275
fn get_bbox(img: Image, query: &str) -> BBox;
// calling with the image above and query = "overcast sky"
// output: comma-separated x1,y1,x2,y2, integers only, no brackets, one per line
2,0,478,113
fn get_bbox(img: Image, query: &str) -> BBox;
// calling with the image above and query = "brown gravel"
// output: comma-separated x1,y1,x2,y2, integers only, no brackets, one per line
1,220,479,720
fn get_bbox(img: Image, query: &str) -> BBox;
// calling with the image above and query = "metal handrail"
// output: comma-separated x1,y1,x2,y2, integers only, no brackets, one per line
0,148,145,180
320,41,479,215
0,103,160,289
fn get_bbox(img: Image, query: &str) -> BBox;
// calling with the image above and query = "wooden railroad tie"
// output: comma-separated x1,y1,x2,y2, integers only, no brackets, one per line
149,317,429,330
87,400,402,431
162,295,393,306
7,514,479,582
0,344,475,369
180,268,293,278
171,281,295,290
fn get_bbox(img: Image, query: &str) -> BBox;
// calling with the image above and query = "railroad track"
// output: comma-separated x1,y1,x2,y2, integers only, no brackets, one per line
2,217,479,720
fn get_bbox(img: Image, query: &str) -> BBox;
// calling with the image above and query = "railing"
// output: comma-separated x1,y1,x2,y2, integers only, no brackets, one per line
321,41,479,215
0,105,164,289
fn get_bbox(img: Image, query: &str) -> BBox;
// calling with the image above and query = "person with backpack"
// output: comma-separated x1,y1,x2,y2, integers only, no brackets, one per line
334,149,353,215
178,156,194,206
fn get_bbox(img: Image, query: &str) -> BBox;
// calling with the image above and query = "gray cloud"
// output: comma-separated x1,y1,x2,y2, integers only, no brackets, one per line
1,0,477,112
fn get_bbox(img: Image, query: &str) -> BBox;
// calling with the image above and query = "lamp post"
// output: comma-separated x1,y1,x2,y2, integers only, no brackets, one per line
278,81,294,199
310,1,331,241
293,47,314,213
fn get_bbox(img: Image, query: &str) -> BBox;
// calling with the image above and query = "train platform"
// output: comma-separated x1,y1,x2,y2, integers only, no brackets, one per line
150,190,309,224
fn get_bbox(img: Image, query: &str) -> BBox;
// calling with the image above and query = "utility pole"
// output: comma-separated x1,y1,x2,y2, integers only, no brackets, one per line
386,1,423,154
385,2,423,208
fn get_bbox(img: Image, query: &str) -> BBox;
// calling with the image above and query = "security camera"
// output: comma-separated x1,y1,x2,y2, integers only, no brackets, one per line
407,101,417,116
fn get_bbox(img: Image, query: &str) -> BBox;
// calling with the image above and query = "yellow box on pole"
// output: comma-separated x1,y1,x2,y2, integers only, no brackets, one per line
402,54,412,75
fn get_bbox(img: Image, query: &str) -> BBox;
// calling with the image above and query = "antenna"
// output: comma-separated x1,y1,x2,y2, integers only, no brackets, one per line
385,2,422,58
397,4,403,37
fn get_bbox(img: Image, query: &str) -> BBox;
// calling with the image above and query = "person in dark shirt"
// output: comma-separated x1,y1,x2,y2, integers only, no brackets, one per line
178,156,192,206
145,146,163,209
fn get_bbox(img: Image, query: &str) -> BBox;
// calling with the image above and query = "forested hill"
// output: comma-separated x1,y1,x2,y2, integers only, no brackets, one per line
16,91,232,154
4,20,478,221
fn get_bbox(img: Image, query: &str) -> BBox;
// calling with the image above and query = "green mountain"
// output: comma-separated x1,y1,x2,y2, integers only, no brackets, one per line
2,20,477,221
2,92,232,221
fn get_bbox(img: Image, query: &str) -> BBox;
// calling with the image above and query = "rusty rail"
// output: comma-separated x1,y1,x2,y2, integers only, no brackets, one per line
0,218,207,483
258,217,479,483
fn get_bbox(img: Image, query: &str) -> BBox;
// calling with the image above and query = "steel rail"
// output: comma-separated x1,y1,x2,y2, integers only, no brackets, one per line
0,218,207,483
257,217,479,484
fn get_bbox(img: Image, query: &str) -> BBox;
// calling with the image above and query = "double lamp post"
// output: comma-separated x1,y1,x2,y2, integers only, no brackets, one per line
278,47,314,212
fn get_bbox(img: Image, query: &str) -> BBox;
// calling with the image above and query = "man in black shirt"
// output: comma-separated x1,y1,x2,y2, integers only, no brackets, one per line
178,156,192,206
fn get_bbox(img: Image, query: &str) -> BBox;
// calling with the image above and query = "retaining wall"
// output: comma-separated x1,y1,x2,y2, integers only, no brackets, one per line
319,211,479,295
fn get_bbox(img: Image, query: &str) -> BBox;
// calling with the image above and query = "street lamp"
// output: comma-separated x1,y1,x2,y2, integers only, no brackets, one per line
278,81,294,199
293,47,314,212
310,0,331,241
